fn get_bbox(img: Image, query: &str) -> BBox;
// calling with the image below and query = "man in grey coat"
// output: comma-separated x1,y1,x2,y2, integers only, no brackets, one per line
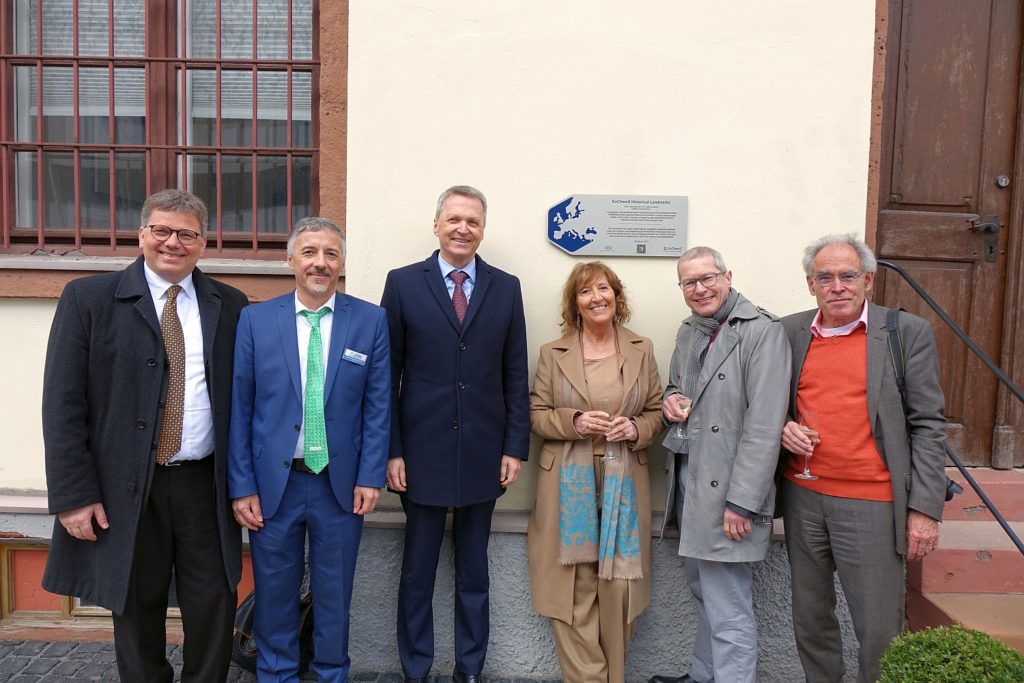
779,234,946,683
649,246,791,683
42,190,248,682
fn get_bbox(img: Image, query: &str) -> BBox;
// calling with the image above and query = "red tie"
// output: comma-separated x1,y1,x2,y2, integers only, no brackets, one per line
450,271,468,323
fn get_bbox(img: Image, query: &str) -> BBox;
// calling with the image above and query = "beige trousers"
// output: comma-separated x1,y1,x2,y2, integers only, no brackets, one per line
550,562,635,683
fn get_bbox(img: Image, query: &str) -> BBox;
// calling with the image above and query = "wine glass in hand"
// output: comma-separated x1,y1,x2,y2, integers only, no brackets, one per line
669,394,692,440
794,410,820,481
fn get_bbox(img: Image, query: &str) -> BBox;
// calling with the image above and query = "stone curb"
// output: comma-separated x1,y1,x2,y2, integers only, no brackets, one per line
0,640,560,682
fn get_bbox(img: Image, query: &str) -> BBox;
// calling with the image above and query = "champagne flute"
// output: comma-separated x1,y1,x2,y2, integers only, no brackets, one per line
670,394,692,441
794,409,820,481
589,397,618,462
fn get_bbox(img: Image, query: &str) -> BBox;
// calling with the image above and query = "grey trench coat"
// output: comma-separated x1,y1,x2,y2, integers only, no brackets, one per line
659,293,791,562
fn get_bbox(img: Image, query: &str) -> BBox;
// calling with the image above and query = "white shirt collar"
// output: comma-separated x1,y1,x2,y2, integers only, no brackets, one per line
142,262,196,300
294,291,336,315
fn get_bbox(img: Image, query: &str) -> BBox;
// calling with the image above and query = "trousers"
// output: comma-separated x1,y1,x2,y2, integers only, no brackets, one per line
783,479,904,683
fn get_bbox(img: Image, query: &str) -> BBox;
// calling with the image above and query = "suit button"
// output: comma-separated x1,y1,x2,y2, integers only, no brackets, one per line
146,357,157,367
711,480,719,487
451,421,459,430
459,343,467,351
127,483,137,493
711,425,719,433
283,460,290,468
135,419,146,429
718,373,725,380
294,424,301,431
458,381,466,390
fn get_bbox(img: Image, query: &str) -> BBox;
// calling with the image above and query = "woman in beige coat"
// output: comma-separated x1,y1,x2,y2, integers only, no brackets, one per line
528,261,663,683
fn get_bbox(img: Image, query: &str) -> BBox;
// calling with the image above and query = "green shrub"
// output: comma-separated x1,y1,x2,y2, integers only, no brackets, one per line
879,624,1024,682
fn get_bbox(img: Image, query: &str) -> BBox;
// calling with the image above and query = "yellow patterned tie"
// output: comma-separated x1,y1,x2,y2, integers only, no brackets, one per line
300,308,331,473
156,285,184,465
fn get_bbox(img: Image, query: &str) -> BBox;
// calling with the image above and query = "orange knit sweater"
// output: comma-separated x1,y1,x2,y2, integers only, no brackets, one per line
784,330,893,501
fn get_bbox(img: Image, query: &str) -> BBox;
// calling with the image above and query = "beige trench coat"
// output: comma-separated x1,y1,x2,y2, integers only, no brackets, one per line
527,325,664,624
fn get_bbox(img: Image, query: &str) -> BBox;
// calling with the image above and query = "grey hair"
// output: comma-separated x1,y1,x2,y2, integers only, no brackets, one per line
287,217,347,258
679,245,728,272
434,185,487,225
801,233,877,276
141,189,209,236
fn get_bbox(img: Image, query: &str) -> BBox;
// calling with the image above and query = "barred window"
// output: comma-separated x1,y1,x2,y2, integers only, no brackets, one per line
1,0,318,257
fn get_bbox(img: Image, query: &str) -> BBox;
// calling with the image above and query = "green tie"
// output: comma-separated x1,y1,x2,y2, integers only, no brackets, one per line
300,308,331,474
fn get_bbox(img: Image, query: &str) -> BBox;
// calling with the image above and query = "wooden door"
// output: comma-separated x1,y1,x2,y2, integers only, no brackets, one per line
875,0,1021,465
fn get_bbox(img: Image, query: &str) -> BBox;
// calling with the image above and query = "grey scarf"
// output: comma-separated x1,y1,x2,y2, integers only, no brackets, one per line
662,288,739,454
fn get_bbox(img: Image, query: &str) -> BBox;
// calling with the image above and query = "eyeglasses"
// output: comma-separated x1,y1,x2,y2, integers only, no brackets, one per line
144,224,203,246
811,271,863,287
678,271,725,292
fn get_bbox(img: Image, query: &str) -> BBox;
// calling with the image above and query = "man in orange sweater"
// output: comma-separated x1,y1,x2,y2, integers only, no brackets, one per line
779,234,947,683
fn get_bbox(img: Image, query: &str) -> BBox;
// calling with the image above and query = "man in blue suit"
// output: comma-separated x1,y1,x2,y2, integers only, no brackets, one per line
381,186,530,683
229,217,390,682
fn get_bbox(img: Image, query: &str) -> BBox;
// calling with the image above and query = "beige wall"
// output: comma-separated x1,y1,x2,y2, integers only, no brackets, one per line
0,1,878,501
344,1,877,508
0,299,53,490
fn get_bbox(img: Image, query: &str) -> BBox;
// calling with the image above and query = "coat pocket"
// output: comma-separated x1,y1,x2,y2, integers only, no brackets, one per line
539,445,559,471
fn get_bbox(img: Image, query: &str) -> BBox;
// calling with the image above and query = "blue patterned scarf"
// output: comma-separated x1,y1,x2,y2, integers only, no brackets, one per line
558,370,644,580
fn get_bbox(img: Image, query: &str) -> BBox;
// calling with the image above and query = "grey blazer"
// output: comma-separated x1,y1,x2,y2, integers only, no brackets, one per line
781,302,947,555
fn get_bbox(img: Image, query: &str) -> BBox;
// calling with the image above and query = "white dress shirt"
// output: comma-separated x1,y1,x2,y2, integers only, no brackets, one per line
292,292,335,460
143,264,214,463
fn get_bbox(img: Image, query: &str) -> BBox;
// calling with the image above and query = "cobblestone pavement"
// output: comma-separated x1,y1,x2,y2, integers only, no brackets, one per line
0,641,559,682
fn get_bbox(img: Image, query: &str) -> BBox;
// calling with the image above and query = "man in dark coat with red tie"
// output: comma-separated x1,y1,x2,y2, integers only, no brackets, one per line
381,185,531,683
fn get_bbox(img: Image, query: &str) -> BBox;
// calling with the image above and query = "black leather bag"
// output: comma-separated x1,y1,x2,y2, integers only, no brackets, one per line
231,589,315,673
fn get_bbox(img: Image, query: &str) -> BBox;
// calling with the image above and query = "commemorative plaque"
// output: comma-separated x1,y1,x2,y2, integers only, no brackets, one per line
546,194,687,257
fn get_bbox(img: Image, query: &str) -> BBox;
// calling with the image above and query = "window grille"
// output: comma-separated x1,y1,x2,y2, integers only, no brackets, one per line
0,0,318,257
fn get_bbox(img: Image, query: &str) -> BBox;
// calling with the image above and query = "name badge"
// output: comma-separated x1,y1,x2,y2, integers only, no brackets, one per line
343,348,367,366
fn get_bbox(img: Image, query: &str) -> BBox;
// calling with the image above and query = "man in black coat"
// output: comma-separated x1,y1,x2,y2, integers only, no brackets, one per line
381,185,530,683
42,189,249,682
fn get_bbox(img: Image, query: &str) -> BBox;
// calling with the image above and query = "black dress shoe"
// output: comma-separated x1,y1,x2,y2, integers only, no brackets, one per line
648,676,695,683
452,667,483,683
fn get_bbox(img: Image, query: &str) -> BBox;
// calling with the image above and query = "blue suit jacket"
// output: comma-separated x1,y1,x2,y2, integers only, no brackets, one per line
228,291,391,519
381,251,530,507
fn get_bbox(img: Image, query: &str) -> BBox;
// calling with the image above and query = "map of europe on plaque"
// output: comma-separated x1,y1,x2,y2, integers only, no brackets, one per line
547,194,687,257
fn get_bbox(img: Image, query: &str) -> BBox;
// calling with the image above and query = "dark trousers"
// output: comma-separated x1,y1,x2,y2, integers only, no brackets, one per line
113,458,236,683
397,497,496,678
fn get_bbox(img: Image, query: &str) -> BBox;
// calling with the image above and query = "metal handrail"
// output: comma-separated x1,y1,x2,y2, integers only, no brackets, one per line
878,260,1024,403
878,260,1024,556
944,443,1024,556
